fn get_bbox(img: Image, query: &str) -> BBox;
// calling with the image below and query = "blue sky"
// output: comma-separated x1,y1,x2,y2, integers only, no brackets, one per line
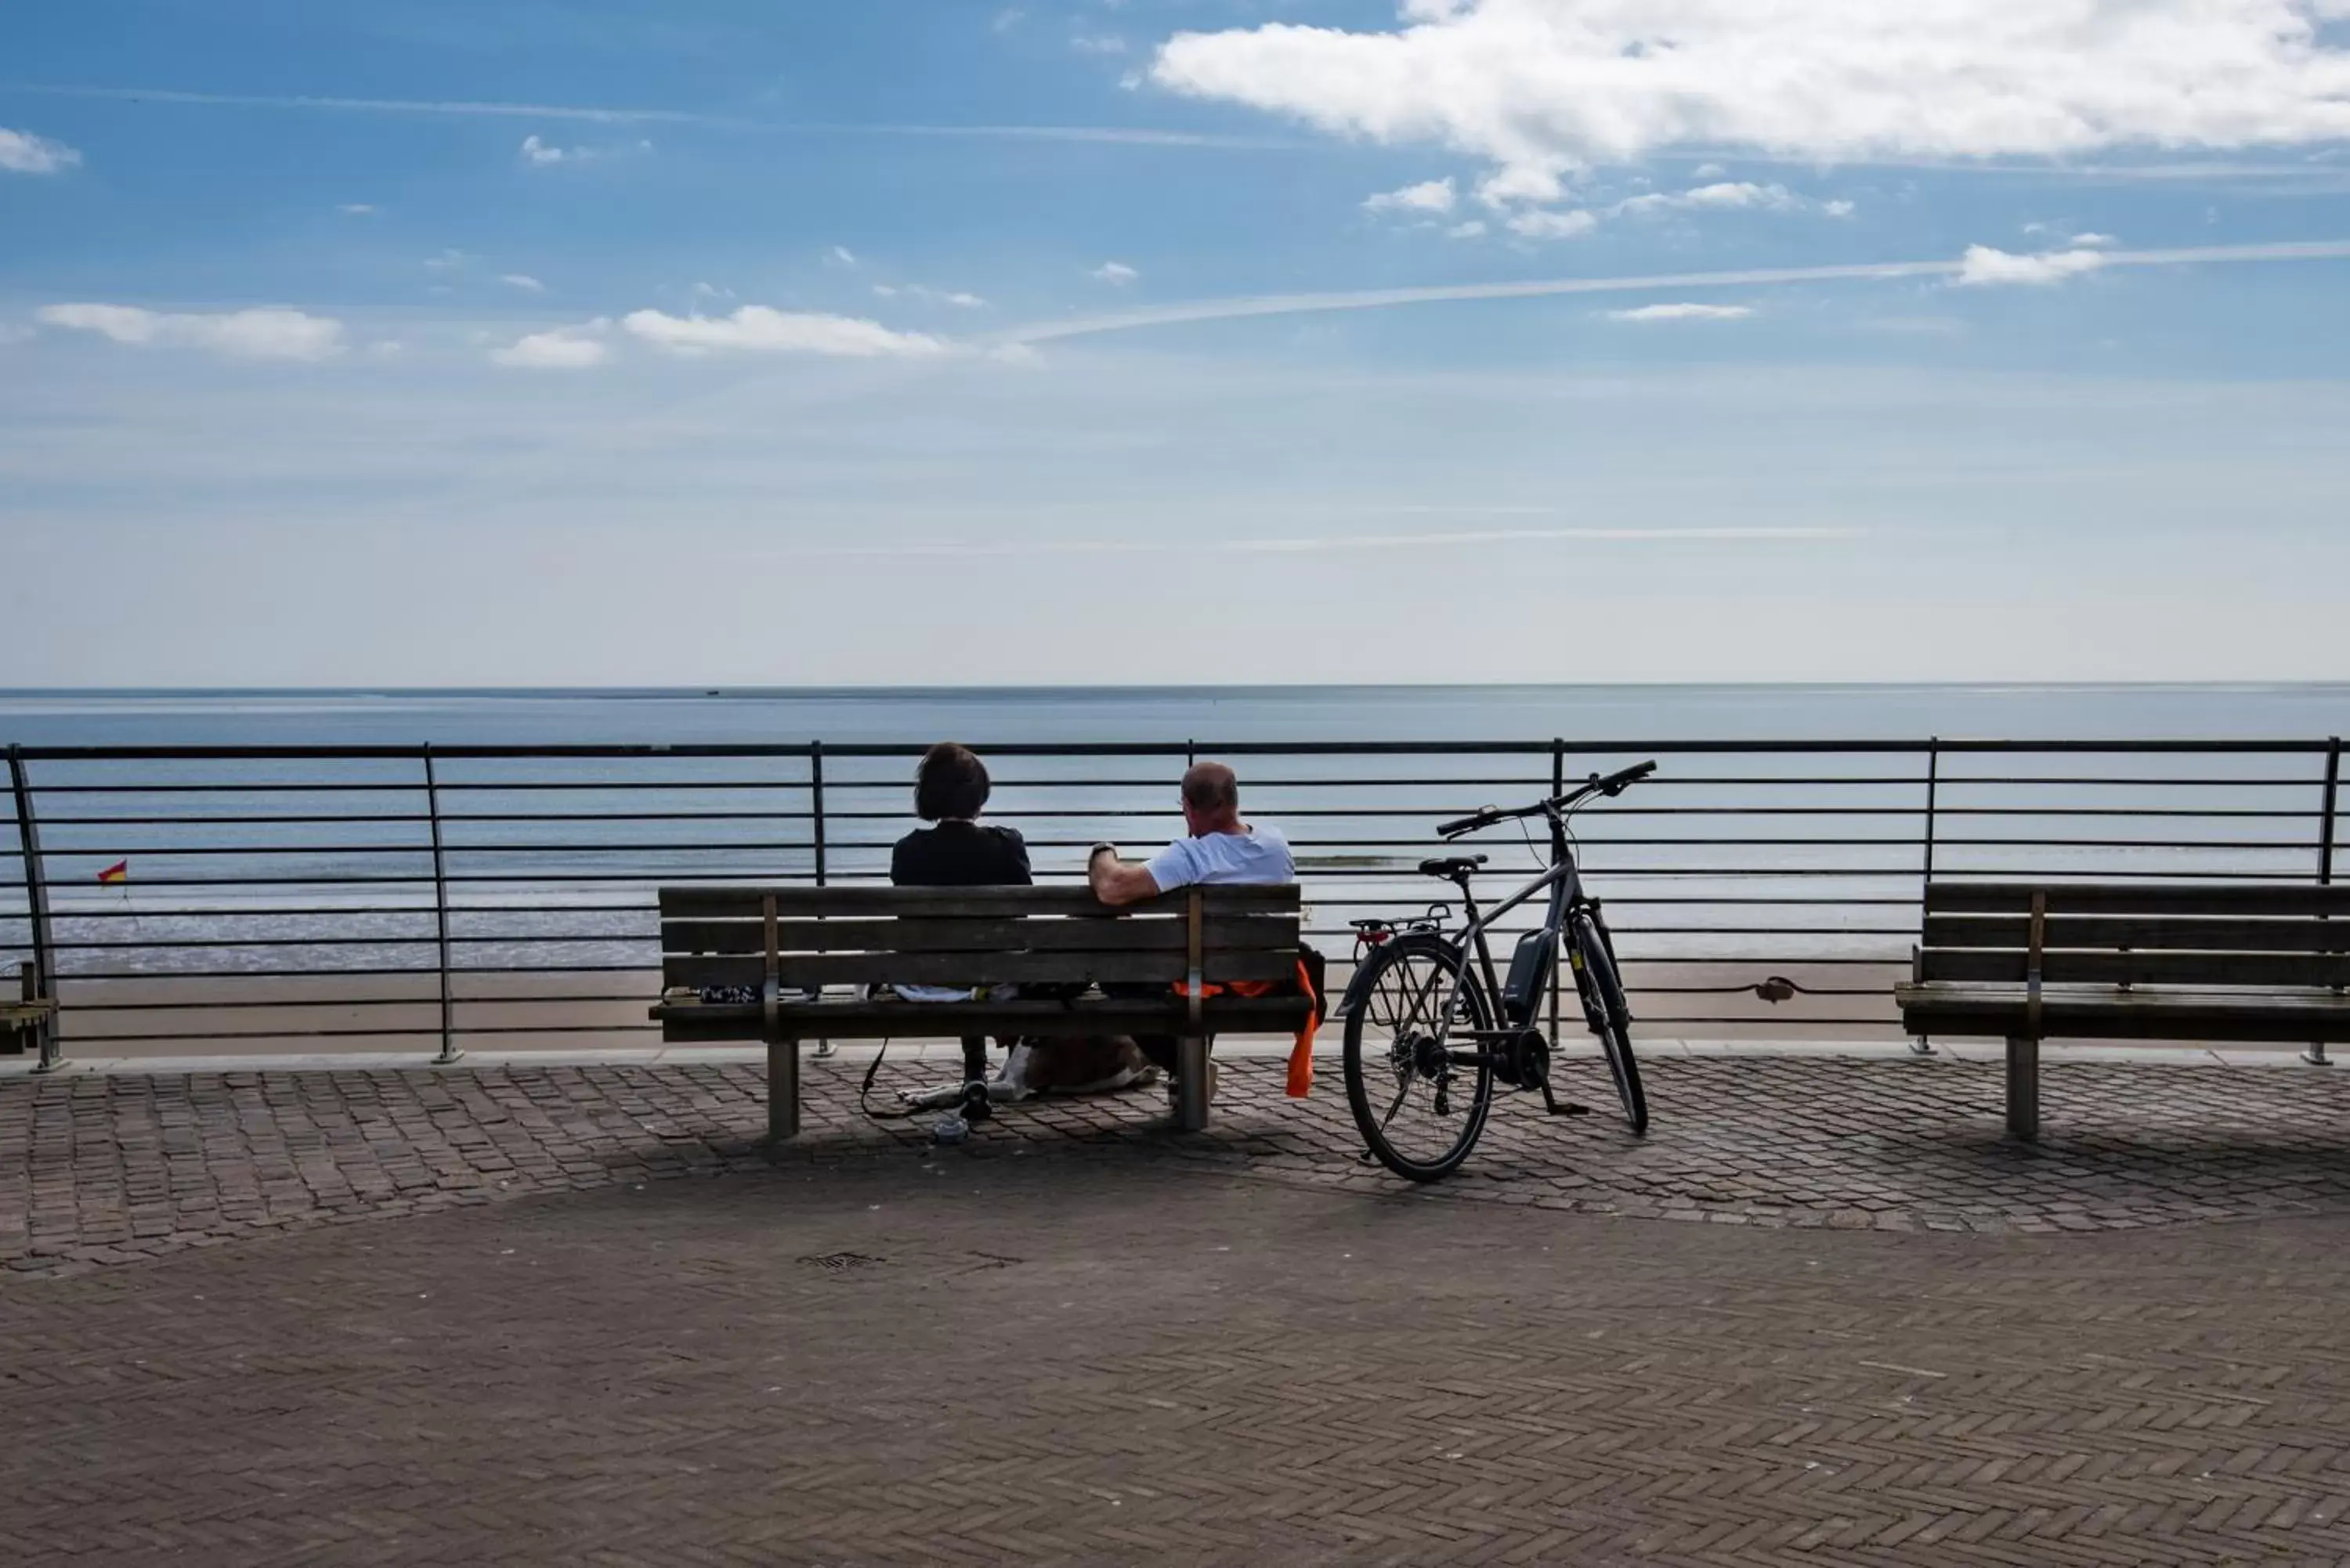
5,1,2350,686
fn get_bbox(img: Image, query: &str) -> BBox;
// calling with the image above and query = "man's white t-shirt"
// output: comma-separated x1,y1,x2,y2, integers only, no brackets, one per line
1144,823,1295,891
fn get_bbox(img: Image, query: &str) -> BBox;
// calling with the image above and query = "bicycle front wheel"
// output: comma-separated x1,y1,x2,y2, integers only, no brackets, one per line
1571,911,1647,1135
1342,933,1497,1181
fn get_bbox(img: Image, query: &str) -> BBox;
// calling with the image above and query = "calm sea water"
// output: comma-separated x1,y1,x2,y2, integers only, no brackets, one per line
3,686,2345,981
5,683,2350,749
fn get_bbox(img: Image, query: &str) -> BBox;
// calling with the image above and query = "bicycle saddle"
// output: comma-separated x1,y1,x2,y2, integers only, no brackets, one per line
1417,854,1488,880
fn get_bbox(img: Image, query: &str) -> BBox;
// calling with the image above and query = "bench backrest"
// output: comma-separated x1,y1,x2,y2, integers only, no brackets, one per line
659,883,1303,995
1918,882,2350,989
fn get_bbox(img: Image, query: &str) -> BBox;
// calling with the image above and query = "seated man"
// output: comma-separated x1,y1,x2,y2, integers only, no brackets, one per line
1088,761,1318,1098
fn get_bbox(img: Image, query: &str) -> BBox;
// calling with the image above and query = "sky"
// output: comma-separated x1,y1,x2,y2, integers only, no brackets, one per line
4,0,2350,687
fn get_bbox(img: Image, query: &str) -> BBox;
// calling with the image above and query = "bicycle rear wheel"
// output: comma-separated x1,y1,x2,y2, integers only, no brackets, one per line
1342,934,1496,1181
1571,911,1647,1134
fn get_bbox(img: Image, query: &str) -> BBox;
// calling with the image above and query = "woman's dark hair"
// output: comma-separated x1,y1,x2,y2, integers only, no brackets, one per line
914,742,991,822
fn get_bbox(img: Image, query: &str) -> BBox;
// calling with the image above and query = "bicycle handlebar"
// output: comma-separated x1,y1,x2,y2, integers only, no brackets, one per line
1435,760,1658,840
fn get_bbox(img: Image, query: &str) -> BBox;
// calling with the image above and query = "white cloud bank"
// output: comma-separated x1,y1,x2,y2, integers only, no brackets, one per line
1,128,82,174
1603,302,1755,321
36,303,345,360
1092,261,1141,284
620,305,949,358
1954,244,2110,286
1152,1,2350,193
492,320,611,368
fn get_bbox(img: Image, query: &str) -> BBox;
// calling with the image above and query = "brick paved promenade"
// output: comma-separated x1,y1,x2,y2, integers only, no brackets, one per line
9,1050,2350,1563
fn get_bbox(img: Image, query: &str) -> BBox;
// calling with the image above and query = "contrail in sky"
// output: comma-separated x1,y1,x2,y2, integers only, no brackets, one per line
0,85,1291,146
804,526,1863,560
1003,240,2350,345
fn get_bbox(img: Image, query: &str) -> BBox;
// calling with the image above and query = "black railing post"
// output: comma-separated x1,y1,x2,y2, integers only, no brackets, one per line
1549,737,1564,1050
809,741,831,1058
2310,737,2341,1066
1911,738,1940,1057
423,745,461,1064
7,745,62,1073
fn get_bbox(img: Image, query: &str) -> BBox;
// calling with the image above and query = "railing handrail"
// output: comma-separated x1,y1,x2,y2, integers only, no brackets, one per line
5,737,2345,762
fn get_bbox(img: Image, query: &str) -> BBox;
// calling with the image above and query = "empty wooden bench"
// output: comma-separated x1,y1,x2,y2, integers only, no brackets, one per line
649,883,1312,1141
1896,882,2350,1141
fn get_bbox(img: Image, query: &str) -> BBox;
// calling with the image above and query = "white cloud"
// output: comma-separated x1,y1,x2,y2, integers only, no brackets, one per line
1616,180,1799,215
1364,176,1456,214
491,320,611,369
500,273,547,292
1954,244,2109,286
1822,199,1856,218
1602,302,1755,321
338,202,377,215
1092,261,1140,284
877,283,986,307
1446,219,1488,239
830,245,859,266
519,134,577,165
2072,231,2118,247
1505,208,1597,239
37,303,345,360
424,248,467,272
1152,2,2350,193
1072,32,1128,55
620,305,949,358
0,128,81,175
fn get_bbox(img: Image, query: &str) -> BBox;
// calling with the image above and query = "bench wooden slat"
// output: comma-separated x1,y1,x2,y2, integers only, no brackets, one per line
1918,948,2350,989
1924,882,2350,918
1922,914,2350,954
1896,981,2350,1043
654,994,1312,1044
665,950,1300,990
658,884,1300,919
661,913,1297,956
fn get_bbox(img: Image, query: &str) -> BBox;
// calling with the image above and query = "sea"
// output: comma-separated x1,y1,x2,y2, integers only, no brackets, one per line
3,685,2346,989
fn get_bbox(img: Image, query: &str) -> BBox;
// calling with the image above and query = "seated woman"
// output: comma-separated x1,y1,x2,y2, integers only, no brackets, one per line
890,742,1154,1112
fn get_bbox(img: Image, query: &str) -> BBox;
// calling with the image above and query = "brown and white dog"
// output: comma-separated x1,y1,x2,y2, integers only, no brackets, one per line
898,1035,1160,1111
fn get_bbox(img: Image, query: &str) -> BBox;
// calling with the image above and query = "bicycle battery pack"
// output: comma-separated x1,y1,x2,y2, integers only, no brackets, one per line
1501,930,1556,1025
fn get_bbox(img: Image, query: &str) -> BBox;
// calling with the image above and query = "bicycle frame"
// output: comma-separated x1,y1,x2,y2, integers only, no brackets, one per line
1412,808,1604,1059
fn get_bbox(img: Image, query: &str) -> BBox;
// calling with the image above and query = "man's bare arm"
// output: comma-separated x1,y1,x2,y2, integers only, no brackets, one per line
1088,846,1162,908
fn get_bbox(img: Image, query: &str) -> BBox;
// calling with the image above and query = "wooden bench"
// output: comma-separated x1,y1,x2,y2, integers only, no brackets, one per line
1,962,59,1068
1896,882,2350,1142
649,884,1312,1142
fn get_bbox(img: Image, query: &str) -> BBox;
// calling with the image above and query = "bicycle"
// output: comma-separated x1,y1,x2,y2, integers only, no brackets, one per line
1338,759,1656,1181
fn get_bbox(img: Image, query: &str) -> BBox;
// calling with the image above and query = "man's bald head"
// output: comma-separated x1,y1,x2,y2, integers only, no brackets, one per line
1180,761,1241,829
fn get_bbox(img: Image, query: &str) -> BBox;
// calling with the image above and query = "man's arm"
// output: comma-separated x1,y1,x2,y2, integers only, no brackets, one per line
1088,844,1164,908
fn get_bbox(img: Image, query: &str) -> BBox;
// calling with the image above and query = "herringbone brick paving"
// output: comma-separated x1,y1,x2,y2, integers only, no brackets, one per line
8,1159,2350,1565
11,1053,2350,1563
10,1053,2350,1280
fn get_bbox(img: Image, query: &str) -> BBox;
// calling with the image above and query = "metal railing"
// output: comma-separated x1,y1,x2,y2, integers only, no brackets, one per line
2,736,2341,1064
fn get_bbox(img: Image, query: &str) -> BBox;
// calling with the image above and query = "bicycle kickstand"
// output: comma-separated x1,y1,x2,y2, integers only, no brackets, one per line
1539,1078,1592,1118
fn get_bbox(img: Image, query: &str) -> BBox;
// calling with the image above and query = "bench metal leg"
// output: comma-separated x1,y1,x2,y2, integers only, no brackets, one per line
2005,1035,2040,1143
766,1035,801,1144
2305,1042,2332,1067
1173,1035,1210,1133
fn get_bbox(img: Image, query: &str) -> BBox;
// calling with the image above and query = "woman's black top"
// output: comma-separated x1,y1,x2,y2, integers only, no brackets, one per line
890,821,1032,887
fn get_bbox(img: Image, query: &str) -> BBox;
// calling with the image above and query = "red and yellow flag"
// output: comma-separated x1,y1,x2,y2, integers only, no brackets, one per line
96,859,128,885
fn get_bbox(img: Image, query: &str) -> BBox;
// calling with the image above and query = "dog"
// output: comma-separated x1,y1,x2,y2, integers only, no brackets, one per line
898,1034,1161,1111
